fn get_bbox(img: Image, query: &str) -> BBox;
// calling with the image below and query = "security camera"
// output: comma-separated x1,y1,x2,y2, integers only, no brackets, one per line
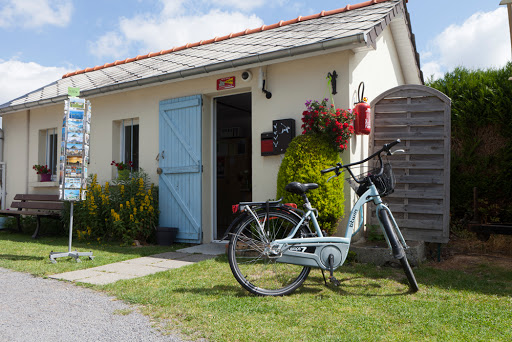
241,71,252,82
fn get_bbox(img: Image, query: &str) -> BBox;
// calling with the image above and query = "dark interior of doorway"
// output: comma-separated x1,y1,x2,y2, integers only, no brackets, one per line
216,93,252,240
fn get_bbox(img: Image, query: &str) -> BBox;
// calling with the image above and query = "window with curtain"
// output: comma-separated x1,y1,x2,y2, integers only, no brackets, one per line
121,119,139,170
39,128,58,177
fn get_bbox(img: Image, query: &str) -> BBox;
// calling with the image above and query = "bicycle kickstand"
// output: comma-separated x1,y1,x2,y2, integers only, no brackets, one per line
321,254,341,287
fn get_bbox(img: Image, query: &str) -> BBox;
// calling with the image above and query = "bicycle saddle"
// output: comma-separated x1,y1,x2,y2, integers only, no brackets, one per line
285,182,318,195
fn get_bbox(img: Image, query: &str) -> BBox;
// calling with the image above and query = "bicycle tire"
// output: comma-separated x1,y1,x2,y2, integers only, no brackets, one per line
228,208,311,296
378,209,419,292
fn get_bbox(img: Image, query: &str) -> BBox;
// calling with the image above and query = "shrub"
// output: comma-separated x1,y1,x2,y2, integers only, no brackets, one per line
276,134,344,235
66,170,159,245
428,63,512,224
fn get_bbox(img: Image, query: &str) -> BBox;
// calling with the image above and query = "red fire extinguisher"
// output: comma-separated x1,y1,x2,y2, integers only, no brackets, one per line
353,82,371,135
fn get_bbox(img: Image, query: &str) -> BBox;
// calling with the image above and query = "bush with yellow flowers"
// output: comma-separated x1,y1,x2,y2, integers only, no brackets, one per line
66,169,159,245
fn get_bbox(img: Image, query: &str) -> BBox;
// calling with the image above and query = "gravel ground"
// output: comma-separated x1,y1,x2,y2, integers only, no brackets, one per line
0,267,191,342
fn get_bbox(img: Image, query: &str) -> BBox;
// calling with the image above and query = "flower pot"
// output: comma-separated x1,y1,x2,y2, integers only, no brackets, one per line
155,227,178,246
117,169,130,180
40,173,52,182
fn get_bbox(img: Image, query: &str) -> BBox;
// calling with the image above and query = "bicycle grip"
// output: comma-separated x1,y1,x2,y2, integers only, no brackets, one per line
321,166,337,174
383,139,401,151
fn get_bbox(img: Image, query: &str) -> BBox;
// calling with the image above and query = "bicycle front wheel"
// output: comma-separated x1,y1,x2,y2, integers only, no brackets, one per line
228,209,311,296
379,209,419,292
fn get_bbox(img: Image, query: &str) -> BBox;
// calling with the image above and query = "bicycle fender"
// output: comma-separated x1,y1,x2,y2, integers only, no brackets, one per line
378,209,405,259
221,212,249,241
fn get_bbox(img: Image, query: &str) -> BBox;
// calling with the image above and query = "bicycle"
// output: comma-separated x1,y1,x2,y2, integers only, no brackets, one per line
226,139,419,296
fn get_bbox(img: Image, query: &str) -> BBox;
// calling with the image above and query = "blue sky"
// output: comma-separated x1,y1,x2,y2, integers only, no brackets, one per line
0,0,509,105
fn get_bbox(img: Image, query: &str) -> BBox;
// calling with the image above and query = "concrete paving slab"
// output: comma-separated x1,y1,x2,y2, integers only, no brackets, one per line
178,254,216,262
76,273,136,285
49,269,105,282
151,259,194,269
50,243,223,285
150,252,192,260
120,257,164,266
177,243,226,255
93,263,164,277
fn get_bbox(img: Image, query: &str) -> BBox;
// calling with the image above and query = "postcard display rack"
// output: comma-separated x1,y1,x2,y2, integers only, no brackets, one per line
49,97,94,263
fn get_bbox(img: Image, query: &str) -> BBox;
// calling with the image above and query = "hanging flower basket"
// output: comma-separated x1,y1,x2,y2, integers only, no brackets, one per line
301,98,355,152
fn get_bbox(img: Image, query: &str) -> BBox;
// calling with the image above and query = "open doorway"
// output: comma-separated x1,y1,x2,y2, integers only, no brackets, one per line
215,93,252,239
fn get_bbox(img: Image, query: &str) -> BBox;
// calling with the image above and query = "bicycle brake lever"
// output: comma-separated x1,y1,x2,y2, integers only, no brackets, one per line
327,174,337,182
390,149,405,155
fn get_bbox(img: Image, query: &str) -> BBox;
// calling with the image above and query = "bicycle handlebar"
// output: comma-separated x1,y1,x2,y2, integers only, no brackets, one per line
320,139,401,179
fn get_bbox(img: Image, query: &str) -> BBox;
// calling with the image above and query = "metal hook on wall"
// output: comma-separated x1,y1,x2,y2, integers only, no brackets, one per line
327,70,338,95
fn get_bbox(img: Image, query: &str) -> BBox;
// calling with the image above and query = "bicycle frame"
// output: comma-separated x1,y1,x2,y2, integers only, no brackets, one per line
240,179,407,271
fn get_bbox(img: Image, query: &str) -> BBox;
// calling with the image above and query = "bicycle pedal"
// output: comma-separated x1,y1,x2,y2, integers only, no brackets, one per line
329,276,340,287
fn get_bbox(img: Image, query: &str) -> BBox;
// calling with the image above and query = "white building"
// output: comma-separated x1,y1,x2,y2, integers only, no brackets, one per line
0,0,422,243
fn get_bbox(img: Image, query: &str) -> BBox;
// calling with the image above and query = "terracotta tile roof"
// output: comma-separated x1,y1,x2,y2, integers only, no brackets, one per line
62,0,397,78
1,0,419,114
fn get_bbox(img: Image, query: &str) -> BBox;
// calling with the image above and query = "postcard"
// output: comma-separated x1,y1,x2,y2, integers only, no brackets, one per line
64,189,80,201
66,156,82,164
67,132,83,144
65,178,81,189
69,98,85,110
69,110,84,121
67,120,83,133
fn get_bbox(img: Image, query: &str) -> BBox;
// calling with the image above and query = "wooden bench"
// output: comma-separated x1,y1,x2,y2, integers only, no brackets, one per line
0,194,64,238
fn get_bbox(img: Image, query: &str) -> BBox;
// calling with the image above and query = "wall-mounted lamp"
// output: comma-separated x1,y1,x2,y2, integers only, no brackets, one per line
259,67,272,99
262,80,272,99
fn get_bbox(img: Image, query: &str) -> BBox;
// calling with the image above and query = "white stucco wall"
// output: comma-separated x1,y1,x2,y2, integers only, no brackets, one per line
0,24,415,242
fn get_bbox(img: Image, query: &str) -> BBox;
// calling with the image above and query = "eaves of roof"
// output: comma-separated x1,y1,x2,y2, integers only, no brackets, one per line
0,0,417,115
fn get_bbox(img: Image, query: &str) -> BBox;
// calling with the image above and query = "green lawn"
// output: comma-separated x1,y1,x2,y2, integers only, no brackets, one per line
1,230,511,341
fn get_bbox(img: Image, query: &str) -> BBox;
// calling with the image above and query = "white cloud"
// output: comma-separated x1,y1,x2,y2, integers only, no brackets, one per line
0,0,73,28
0,59,70,105
88,0,264,60
421,7,509,80
88,32,130,61
206,0,266,12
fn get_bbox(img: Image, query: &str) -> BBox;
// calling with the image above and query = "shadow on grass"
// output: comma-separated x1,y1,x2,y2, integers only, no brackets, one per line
0,254,44,261
213,256,511,297
0,230,189,256
337,261,512,297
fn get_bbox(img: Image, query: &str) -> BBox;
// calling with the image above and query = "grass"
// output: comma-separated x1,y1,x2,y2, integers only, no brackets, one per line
1,230,511,341
99,256,512,341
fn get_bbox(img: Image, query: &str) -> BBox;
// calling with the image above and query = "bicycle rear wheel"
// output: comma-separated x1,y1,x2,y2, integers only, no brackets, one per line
228,208,311,296
378,209,419,292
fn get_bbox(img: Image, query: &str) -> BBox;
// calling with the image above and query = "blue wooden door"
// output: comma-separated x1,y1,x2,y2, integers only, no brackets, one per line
159,95,202,243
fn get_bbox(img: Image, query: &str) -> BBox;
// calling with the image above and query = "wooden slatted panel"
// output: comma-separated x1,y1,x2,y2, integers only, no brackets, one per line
369,85,451,243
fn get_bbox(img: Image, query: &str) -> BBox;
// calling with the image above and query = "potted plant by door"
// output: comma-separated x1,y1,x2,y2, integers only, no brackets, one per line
33,164,52,182
111,160,134,180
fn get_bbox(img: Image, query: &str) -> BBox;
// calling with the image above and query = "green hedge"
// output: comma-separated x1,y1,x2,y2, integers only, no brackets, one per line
428,63,512,225
276,134,344,235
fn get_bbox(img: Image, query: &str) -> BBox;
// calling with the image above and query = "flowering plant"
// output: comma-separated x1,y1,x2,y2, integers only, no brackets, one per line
32,164,51,174
301,98,355,152
111,160,134,171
